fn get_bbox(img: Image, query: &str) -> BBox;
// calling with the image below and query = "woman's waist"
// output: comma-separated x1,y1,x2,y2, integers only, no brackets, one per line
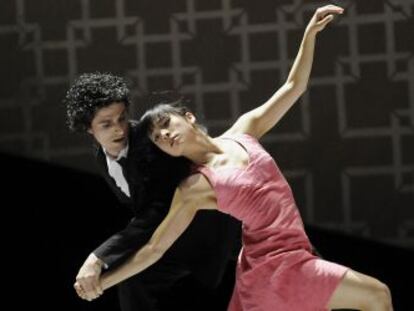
242,226,311,250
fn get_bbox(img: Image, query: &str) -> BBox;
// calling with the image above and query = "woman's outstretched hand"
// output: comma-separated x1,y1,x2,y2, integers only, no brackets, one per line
306,4,344,34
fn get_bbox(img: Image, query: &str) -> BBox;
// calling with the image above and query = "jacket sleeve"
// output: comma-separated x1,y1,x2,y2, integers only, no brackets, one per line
92,150,177,269
93,142,173,268
92,202,167,269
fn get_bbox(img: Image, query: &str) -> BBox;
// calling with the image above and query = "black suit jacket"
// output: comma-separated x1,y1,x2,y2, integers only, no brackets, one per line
93,121,241,287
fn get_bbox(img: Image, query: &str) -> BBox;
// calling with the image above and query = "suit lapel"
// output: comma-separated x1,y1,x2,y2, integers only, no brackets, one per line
124,121,144,204
96,145,132,205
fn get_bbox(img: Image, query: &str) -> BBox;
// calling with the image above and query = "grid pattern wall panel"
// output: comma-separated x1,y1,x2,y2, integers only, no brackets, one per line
1,0,413,247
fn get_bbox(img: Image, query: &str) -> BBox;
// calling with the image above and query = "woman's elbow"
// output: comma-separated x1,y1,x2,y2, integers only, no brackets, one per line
298,83,308,94
138,243,165,261
286,80,307,95
149,243,166,257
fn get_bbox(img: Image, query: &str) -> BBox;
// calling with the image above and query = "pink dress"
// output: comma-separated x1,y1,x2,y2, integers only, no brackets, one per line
195,133,348,311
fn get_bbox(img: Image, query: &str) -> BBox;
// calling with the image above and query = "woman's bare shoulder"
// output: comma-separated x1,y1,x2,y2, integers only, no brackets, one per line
180,173,211,193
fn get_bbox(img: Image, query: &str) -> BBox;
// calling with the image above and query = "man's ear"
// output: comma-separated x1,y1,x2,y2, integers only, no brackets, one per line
87,127,93,135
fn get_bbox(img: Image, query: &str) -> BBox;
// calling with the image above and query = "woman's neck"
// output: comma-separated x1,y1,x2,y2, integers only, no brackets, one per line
185,132,222,165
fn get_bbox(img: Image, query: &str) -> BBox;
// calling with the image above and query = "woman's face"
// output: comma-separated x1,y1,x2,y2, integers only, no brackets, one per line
88,102,129,158
149,112,196,157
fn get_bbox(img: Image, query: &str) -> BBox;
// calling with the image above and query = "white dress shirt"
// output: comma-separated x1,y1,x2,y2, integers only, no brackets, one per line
104,144,130,197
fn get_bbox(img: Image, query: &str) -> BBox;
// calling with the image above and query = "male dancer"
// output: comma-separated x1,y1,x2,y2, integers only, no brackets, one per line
65,72,240,310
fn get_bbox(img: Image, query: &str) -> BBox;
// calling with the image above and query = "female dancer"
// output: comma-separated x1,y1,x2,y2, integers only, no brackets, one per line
76,4,392,310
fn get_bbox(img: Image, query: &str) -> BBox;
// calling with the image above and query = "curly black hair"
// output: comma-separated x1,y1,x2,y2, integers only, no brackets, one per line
64,72,131,132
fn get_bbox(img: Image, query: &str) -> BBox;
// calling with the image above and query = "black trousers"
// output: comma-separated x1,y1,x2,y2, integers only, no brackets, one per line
116,259,191,311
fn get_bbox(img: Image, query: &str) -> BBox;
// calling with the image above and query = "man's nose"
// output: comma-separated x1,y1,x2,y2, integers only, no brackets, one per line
115,124,125,135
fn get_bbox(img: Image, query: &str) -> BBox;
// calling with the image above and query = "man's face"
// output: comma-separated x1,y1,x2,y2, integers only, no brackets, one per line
88,102,129,158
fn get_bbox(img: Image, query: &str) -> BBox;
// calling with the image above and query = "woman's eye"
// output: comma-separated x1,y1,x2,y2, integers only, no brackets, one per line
162,117,170,127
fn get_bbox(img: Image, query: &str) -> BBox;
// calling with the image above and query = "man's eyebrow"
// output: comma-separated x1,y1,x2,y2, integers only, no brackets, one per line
97,119,111,124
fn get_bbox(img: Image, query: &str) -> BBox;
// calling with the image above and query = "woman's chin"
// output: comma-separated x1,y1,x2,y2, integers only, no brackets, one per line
169,149,182,157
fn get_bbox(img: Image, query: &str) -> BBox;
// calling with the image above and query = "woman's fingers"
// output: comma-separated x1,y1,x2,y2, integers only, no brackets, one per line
307,4,344,33
317,14,335,27
316,5,344,20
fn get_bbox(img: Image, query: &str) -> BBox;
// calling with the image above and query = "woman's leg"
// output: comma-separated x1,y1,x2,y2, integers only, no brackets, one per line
327,269,393,311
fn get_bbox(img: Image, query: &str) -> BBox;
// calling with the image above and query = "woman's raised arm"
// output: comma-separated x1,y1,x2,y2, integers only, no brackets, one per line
226,4,344,139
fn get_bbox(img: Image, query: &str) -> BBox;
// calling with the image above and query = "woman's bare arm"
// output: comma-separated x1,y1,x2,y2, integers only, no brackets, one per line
225,5,344,139
98,174,217,293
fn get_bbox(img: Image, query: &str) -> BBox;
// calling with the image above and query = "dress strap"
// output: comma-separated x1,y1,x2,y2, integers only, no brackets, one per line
191,164,217,188
218,133,257,162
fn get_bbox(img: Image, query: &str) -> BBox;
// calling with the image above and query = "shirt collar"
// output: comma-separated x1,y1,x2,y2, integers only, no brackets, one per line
103,142,129,162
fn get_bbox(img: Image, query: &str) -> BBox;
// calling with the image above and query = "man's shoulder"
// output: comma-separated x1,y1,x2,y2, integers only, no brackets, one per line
93,145,106,166
128,120,141,136
127,120,148,151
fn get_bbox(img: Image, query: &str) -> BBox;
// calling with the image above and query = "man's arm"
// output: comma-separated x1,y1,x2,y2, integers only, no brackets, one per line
75,174,216,301
73,203,167,299
91,144,174,267
92,205,167,268
99,174,216,291
75,145,181,298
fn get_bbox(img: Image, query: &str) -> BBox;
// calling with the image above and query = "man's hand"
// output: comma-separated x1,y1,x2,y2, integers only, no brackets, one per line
74,253,104,301
306,4,344,35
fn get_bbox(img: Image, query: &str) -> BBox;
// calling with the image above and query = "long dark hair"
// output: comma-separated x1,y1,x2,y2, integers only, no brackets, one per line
139,95,206,185
140,102,191,137
133,125,193,203
138,99,194,186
